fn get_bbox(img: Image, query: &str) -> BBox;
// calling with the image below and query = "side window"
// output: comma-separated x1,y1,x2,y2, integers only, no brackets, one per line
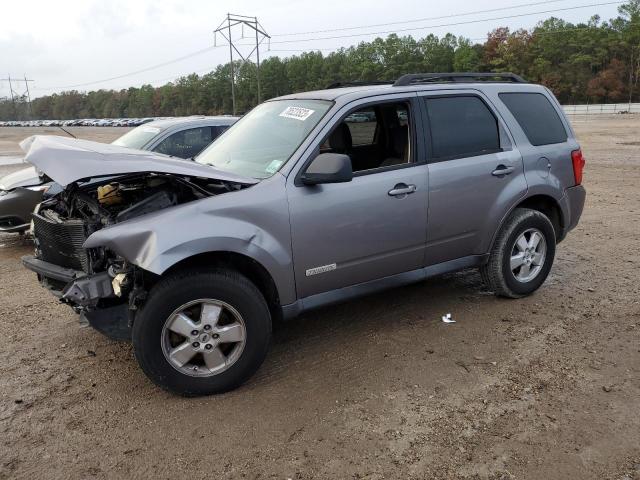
153,127,214,158
321,101,413,173
344,108,377,146
499,92,568,146
211,125,229,140
425,96,500,160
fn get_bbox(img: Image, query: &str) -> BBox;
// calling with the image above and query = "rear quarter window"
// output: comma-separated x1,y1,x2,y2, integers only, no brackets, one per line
499,92,568,146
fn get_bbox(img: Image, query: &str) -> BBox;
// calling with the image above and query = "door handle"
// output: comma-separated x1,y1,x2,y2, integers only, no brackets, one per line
388,183,417,197
491,165,515,177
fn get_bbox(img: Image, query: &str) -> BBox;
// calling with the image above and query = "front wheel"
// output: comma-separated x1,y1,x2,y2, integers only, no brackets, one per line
132,268,271,396
480,208,556,298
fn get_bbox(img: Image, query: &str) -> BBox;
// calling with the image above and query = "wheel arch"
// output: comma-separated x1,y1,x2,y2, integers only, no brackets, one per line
489,193,565,255
515,194,565,240
161,251,283,322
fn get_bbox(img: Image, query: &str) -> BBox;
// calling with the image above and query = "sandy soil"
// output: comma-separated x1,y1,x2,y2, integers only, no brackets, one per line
0,118,639,479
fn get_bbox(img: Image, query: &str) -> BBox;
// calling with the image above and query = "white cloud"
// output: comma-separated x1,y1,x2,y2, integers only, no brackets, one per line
0,0,623,98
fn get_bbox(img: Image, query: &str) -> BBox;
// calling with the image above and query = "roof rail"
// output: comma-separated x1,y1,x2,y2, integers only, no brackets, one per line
393,72,526,87
326,80,394,89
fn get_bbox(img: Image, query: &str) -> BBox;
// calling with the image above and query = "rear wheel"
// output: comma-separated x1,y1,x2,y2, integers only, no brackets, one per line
480,208,556,298
132,268,271,396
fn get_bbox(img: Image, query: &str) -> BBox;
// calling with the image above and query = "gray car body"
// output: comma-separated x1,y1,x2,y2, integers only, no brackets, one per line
114,115,238,152
0,116,238,232
28,82,586,318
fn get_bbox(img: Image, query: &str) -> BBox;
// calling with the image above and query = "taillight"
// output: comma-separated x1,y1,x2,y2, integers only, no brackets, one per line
571,149,585,185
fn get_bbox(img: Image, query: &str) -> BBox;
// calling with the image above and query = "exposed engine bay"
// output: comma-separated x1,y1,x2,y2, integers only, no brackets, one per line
41,172,237,231
24,172,247,337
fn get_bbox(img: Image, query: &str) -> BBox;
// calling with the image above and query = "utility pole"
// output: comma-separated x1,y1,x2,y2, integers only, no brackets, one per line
255,17,262,103
24,74,33,118
214,14,270,115
1,74,34,119
227,15,235,115
6,75,16,119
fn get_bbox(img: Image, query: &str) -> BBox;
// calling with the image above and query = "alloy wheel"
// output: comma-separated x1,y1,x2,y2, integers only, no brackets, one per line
161,299,246,377
510,228,547,283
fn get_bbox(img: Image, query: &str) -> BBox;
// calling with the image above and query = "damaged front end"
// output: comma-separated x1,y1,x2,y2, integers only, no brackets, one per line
22,171,246,340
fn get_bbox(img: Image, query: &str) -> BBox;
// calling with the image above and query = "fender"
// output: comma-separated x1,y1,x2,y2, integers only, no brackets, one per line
83,175,297,305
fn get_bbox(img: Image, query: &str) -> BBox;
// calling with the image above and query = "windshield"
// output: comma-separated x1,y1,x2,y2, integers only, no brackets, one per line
195,99,332,179
111,125,163,150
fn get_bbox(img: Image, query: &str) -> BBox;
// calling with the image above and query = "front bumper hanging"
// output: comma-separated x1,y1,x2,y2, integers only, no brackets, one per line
22,255,114,306
22,255,132,340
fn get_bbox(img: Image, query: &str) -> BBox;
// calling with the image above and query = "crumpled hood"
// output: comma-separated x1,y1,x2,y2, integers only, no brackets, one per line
20,135,258,187
0,166,39,190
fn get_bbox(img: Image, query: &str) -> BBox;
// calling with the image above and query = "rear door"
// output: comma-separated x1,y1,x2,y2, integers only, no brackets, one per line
498,91,577,191
419,91,528,265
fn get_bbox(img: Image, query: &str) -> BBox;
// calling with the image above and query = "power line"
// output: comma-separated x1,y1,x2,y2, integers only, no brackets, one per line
263,22,628,56
29,0,623,93
265,1,625,44
272,0,575,36
267,48,338,53
32,45,223,90
35,17,626,95
102,66,218,92
26,18,627,96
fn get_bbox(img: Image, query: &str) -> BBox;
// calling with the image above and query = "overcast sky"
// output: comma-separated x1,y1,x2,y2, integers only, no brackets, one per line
0,0,623,98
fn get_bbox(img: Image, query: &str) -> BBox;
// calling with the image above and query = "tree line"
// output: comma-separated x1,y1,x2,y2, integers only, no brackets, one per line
2,1,639,121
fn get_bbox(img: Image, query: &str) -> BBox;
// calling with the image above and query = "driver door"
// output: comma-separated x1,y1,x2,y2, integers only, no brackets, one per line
287,96,428,298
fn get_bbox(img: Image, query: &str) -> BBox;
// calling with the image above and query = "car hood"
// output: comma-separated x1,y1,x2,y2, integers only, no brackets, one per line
19,135,258,187
0,166,39,190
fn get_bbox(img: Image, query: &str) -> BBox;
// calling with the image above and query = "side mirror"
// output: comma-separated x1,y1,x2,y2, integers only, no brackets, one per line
300,153,353,185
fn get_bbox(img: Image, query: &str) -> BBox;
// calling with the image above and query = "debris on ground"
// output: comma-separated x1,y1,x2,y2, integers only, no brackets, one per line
442,313,455,323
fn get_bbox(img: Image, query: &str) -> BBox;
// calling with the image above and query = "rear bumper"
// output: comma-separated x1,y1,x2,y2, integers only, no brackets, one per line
564,185,586,233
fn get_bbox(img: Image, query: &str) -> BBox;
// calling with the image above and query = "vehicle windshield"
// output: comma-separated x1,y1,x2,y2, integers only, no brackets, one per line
111,125,163,150
195,99,332,179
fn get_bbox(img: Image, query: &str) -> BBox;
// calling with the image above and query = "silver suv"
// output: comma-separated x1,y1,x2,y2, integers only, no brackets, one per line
22,73,586,396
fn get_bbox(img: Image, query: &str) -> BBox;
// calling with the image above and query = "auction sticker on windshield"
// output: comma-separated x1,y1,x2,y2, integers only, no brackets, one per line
265,159,284,174
279,106,315,121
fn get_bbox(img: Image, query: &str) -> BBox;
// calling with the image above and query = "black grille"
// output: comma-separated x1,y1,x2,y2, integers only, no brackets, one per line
32,213,89,272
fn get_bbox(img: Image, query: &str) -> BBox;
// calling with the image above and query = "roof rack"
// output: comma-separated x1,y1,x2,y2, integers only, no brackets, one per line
325,80,394,89
393,72,526,87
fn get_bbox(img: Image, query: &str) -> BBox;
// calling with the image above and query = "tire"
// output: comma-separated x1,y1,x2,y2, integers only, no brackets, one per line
132,268,271,396
480,208,556,298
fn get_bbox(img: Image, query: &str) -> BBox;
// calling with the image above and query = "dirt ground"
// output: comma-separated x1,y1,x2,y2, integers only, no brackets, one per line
0,118,638,480
0,127,130,162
